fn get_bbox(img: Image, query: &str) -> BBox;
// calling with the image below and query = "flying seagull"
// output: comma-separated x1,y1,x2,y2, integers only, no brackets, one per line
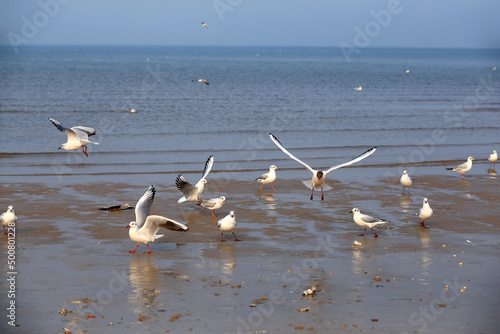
176,155,214,203
192,79,209,85
201,22,209,29
127,185,188,254
48,118,99,157
269,133,376,200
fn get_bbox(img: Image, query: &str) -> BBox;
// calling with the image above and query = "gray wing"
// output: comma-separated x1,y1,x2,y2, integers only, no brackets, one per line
201,155,214,181
71,126,96,140
269,133,315,174
453,161,468,171
141,215,188,240
176,174,195,197
135,185,155,228
0,212,5,224
48,118,67,132
201,198,218,209
359,213,380,224
325,147,377,175
255,172,269,182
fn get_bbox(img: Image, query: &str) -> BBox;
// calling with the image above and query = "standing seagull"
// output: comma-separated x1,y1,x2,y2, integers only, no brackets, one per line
400,170,412,194
416,198,433,228
176,155,214,203
349,208,388,238
269,133,376,200
127,185,188,254
198,196,226,217
217,210,240,241
255,165,279,191
446,156,475,179
48,118,99,157
201,22,209,29
488,150,497,169
1,206,17,235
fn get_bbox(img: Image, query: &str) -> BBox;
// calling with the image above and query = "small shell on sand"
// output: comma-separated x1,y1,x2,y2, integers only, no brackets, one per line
354,240,362,246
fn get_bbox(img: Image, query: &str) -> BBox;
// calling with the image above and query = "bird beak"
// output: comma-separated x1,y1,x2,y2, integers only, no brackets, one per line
206,181,210,184
58,146,62,150
349,210,353,213
472,158,476,161
126,225,130,228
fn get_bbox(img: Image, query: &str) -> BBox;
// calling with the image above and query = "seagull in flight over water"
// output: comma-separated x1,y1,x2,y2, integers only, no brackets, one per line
48,118,99,157
269,133,377,200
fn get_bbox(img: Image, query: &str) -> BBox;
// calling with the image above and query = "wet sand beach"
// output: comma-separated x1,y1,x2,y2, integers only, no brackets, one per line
1,164,499,333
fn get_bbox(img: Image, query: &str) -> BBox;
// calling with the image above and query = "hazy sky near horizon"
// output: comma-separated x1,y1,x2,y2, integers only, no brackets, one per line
1,0,499,49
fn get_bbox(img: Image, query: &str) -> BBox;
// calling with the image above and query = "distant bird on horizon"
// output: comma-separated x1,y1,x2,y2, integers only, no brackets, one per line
255,165,279,191
416,198,433,228
354,86,362,91
127,185,188,254
491,67,496,71
217,210,240,241
446,156,475,179
488,150,497,169
176,155,214,203
404,69,410,73
48,118,99,157
198,196,226,217
350,208,388,238
400,170,412,194
269,133,376,200
192,79,209,85
1,205,17,235
201,22,209,29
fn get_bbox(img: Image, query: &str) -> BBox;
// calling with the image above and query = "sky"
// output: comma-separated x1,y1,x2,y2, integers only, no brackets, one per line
0,0,499,49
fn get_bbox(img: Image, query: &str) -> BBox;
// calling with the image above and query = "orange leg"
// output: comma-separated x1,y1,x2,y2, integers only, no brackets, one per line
212,210,216,217
359,228,366,236
259,184,264,191
371,227,379,237
233,232,241,241
271,183,277,191
129,244,140,253
146,244,152,254
81,145,88,157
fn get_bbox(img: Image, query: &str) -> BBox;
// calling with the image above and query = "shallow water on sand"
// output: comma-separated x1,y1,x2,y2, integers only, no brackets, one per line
0,46,499,333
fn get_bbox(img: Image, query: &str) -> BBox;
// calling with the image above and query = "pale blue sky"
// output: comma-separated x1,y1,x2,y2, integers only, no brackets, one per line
1,0,499,49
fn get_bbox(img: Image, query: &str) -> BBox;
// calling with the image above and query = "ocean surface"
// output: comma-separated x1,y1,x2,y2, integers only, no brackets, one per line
1,46,499,183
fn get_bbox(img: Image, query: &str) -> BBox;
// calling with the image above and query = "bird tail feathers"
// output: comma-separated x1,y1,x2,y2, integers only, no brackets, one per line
301,180,333,191
154,234,164,240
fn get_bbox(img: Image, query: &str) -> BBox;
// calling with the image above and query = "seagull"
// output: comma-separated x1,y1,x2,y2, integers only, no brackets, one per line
349,208,388,238
217,210,240,241
404,69,410,73
400,170,412,194
198,196,226,217
269,133,376,200
488,150,497,169
48,118,99,157
201,22,209,29
192,79,209,85
416,198,433,228
1,206,17,235
176,155,214,203
255,165,279,191
127,185,188,254
446,156,475,179
491,67,496,71
354,86,362,91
